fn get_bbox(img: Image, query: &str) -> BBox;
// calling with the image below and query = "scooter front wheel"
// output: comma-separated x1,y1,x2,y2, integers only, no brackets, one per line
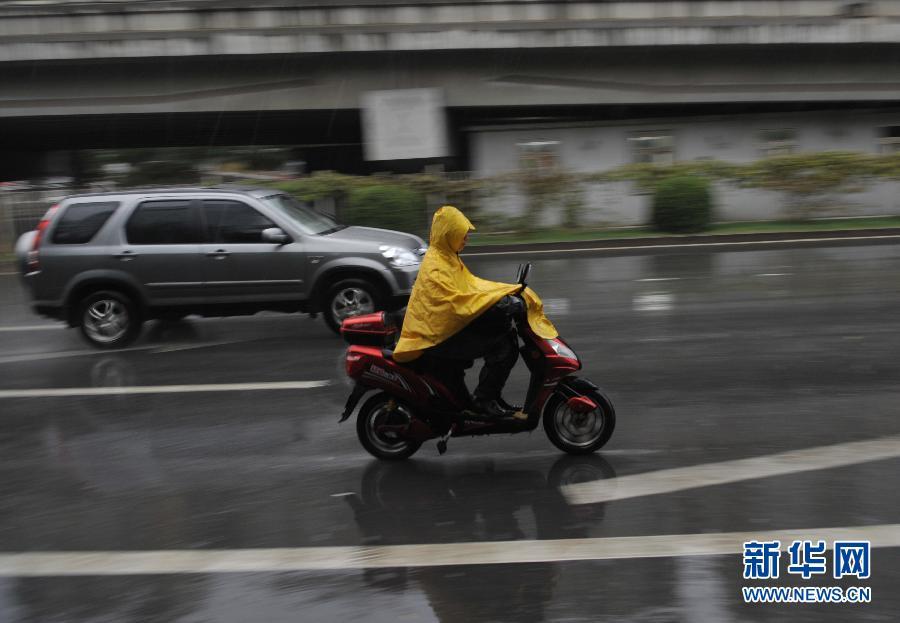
542,389,615,455
357,393,422,461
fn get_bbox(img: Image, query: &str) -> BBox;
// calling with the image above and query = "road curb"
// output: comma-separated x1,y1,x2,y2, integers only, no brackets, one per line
464,228,900,256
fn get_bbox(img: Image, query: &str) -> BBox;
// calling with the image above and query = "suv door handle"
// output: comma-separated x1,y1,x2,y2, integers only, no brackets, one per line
206,249,231,259
113,251,138,261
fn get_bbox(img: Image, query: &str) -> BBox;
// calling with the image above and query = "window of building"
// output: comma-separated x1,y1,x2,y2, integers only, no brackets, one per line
51,202,119,244
878,126,900,154
518,141,560,171
759,129,796,157
628,132,674,164
202,200,276,244
126,200,199,245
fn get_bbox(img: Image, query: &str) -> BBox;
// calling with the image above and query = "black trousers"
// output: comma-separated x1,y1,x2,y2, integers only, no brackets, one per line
422,317,519,403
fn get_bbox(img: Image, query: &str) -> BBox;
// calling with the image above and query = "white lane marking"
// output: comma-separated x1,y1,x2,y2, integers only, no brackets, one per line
150,340,246,354
0,345,158,364
0,524,898,576
0,380,330,399
0,314,303,333
563,435,900,506
0,324,66,332
639,333,732,343
190,315,300,323
637,277,681,282
633,292,674,312
755,272,791,277
463,234,900,256
0,340,248,364
542,298,570,315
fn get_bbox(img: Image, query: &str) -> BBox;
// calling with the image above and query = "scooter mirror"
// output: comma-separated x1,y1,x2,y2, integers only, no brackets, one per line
519,262,532,285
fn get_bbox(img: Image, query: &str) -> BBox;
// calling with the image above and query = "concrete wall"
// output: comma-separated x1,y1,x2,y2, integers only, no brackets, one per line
470,109,900,226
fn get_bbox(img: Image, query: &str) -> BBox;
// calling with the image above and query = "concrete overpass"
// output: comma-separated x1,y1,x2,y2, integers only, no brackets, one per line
2,0,899,64
1,0,899,179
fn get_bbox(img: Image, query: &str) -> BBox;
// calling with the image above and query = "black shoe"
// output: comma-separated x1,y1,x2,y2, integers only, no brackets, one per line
473,398,514,419
498,397,523,412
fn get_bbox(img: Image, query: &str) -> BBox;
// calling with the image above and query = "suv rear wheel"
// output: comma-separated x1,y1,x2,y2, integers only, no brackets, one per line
324,278,383,334
77,290,142,349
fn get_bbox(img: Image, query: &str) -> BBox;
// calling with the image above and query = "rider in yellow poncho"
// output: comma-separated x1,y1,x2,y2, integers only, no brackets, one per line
394,205,557,417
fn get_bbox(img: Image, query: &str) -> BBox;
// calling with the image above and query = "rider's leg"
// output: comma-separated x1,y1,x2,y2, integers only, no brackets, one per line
473,330,518,408
420,352,475,407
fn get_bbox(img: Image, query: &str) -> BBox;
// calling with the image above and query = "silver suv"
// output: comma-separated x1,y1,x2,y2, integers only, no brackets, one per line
15,187,424,347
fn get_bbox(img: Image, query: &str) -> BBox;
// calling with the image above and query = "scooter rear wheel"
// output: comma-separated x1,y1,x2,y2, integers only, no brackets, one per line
357,393,422,460
542,390,615,455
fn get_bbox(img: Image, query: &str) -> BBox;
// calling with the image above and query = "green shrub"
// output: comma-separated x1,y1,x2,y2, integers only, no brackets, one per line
651,175,713,233
346,184,426,235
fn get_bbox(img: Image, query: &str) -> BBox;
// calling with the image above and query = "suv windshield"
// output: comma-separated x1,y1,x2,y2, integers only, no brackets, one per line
262,193,344,235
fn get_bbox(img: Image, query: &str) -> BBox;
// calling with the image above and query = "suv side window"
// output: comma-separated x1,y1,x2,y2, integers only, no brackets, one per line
126,200,199,244
51,201,119,244
203,200,276,244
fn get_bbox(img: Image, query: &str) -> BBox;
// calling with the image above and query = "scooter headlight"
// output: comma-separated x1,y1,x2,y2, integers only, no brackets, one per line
548,338,578,361
380,246,420,268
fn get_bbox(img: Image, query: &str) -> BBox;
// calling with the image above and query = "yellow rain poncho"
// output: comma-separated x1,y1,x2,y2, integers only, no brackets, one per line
393,205,557,363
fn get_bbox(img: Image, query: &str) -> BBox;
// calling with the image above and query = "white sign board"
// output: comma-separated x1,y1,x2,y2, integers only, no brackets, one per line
361,88,448,161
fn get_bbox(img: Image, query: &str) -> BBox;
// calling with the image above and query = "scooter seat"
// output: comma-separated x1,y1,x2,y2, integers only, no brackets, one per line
382,349,421,370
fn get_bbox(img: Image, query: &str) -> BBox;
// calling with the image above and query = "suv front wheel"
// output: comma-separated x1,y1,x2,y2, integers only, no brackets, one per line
77,290,142,349
324,278,383,334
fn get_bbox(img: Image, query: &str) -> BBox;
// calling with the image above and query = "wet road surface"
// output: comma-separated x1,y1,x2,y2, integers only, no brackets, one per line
1,244,899,621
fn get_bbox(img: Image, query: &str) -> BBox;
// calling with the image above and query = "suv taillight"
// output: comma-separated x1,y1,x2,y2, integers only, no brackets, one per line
27,204,58,272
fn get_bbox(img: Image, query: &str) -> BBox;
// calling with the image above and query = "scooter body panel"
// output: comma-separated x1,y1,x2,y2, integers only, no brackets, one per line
346,345,434,409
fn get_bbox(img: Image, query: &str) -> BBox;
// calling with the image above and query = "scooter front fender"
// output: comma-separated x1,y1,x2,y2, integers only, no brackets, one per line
537,375,610,418
558,376,599,395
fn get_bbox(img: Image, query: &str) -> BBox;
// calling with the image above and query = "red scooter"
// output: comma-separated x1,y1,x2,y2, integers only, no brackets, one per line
339,263,615,459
